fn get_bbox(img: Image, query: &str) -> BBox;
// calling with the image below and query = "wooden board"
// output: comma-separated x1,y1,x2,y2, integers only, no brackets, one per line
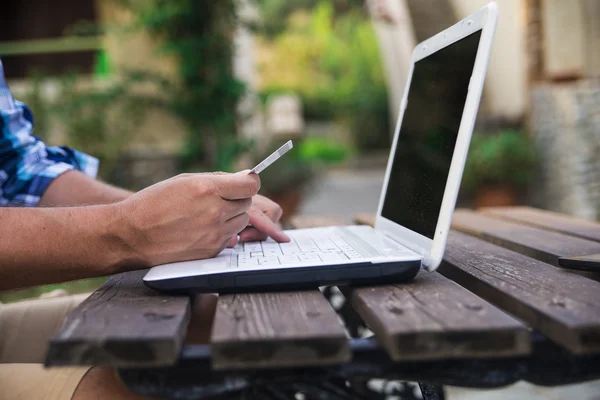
211,291,350,369
452,210,600,268
291,214,530,361
482,206,600,243
439,231,600,354
46,270,191,367
351,273,530,361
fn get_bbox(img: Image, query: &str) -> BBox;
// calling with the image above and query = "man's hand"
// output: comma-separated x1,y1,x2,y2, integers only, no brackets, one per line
116,171,260,267
235,194,290,244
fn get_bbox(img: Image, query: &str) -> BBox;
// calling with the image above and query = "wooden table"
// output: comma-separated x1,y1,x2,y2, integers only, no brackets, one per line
45,207,600,399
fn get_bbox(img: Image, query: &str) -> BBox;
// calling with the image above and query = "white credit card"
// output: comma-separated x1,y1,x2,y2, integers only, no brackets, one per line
249,140,293,174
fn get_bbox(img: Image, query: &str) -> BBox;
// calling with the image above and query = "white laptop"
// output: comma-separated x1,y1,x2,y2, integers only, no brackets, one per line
144,2,498,293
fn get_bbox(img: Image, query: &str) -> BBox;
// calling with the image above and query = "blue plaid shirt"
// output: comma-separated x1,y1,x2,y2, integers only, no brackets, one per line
0,59,98,206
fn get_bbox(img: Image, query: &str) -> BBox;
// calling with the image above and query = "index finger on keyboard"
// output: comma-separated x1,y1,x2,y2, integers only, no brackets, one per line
247,207,290,243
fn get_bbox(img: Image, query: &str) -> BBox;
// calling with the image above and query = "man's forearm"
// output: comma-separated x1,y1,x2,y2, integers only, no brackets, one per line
0,205,142,290
39,170,133,207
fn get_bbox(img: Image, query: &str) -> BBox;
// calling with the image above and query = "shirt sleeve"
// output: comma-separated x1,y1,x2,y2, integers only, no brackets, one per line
0,101,99,207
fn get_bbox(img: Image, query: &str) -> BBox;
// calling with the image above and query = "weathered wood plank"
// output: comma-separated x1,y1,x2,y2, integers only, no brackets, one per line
354,212,376,227
288,215,348,229
211,215,350,369
211,291,350,370
46,270,191,367
482,206,600,243
439,231,600,354
291,214,530,361
452,210,600,268
351,273,530,361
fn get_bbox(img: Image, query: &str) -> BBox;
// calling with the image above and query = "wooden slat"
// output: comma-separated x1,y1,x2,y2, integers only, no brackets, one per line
440,231,600,354
0,36,102,56
211,291,350,370
482,206,600,243
291,214,530,360
352,273,530,360
452,210,600,268
354,212,376,227
46,270,191,367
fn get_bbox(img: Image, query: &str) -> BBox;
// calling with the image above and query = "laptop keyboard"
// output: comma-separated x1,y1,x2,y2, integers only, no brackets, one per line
234,232,369,268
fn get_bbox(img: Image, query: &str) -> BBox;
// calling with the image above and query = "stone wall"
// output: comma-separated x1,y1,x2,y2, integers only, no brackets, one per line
531,81,600,220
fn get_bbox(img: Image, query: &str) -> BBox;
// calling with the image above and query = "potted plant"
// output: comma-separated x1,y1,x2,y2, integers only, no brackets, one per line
462,130,537,208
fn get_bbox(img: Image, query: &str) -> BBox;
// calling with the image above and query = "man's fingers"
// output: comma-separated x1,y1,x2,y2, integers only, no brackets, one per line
227,236,239,248
222,212,250,238
257,196,283,221
213,173,260,200
239,226,268,243
248,207,290,242
221,198,252,221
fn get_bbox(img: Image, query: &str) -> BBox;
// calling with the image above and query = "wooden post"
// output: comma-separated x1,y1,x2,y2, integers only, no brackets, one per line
523,0,544,135
524,0,545,85
581,0,600,79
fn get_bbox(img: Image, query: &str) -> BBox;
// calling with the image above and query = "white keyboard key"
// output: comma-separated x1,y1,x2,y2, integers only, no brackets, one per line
258,257,280,265
298,254,321,262
250,252,263,257
298,245,319,253
263,249,283,256
244,242,262,253
317,240,339,252
344,252,363,259
320,253,346,262
279,255,300,264
238,258,258,267
281,246,301,255
262,242,281,250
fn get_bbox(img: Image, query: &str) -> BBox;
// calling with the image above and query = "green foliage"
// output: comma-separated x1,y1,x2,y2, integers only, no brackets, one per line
23,0,250,175
258,2,390,152
255,136,349,197
462,130,537,193
21,72,52,142
125,0,250,171
257,0,365,37
21,70,163,182
298,137,349,164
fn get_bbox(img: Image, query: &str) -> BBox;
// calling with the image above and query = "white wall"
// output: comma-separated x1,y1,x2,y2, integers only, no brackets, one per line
451,0,527,120
367,0,417,127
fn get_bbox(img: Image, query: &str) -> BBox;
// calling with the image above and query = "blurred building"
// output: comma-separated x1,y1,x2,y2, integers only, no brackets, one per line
371,0,599,219
370,0,526,127
0,0,184,155
525,0,599,220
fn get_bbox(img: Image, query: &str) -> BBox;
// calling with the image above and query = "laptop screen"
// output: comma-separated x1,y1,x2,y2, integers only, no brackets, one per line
381,30,482,239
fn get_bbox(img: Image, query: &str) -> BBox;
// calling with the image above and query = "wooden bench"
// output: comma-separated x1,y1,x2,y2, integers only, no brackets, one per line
45,207,600,399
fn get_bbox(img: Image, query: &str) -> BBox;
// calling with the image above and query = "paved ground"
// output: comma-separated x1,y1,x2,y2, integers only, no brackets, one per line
298,169,385,218
298,167,600,400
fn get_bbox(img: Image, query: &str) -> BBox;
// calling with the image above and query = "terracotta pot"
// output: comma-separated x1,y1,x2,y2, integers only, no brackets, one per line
269,190,303,221
474,186,519,208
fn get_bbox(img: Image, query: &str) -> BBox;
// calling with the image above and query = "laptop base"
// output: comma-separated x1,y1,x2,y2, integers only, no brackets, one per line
144,259,421,294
